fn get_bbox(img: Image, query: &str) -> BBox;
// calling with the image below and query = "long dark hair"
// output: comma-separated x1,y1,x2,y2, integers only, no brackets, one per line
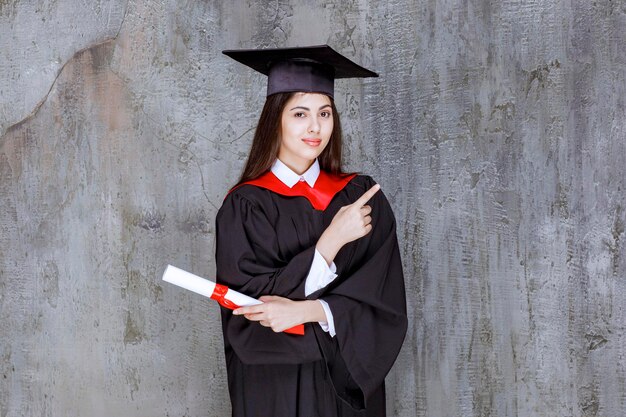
236,92,345,185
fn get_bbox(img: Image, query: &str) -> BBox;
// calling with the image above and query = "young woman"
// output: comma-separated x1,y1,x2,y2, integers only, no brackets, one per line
216,45,407,417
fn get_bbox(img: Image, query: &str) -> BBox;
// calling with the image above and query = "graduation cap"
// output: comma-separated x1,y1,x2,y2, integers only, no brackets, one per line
222,45,378,98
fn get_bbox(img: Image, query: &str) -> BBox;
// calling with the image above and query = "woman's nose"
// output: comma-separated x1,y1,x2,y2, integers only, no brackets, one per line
308,117,320,133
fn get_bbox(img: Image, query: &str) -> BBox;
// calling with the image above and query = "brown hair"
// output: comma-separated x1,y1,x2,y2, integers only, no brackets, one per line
236,92,345,185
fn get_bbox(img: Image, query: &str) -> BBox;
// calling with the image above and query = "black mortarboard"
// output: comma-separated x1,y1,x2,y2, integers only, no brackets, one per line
222,45,378,98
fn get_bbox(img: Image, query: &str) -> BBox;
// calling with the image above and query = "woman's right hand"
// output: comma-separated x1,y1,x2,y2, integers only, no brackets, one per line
316,184,381,265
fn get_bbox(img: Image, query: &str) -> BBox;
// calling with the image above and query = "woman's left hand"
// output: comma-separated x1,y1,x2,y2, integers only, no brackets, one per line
233,296,324,333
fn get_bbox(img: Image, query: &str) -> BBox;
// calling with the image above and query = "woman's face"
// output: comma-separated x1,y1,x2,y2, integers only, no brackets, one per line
278,93,333,174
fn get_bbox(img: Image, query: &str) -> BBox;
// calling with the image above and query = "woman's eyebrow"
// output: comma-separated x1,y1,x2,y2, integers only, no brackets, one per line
289,104,332,111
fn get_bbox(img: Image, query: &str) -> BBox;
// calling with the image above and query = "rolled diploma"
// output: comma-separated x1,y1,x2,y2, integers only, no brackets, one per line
162,264,261,307
162,265,305,335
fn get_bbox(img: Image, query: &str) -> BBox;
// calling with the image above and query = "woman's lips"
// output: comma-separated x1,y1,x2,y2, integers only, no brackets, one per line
302,138,322,147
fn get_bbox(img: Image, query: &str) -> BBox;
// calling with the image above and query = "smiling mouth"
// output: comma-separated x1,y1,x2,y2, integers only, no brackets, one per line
302,139,322,146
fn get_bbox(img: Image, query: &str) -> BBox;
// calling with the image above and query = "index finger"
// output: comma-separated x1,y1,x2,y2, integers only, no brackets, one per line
353,183,381,207
233,304,264,315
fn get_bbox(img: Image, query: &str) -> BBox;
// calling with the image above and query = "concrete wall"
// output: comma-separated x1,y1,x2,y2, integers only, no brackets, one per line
1,1,624,416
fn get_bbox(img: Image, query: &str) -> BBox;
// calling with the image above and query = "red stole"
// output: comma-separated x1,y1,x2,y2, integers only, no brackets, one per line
229,171,357,211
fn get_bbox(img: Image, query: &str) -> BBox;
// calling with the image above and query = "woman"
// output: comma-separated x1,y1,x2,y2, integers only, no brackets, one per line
216,45,407,417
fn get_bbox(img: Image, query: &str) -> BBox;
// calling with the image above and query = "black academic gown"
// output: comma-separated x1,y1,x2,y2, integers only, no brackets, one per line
215,173,407,417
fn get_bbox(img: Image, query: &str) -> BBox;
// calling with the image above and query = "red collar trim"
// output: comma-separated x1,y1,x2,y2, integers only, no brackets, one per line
228,171,357,211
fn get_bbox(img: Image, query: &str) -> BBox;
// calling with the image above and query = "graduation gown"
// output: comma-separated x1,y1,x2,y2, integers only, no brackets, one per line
215,172,407,417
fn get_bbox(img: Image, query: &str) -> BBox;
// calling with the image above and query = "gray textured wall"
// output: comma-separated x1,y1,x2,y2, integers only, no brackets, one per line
1,1,625,416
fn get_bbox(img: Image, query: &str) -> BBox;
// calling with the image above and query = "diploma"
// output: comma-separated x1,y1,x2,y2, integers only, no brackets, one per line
162,265,305,335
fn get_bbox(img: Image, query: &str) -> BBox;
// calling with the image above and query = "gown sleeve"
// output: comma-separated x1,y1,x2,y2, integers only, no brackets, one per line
216,188,314,299
215,187,323,365
309,176,408,410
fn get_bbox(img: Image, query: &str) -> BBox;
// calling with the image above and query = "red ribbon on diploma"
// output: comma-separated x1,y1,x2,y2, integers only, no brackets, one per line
210,283,305,336
210,283,240,309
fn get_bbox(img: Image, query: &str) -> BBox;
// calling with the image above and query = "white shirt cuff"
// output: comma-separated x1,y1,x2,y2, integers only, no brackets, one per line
317,299,336,337
304,249,338,296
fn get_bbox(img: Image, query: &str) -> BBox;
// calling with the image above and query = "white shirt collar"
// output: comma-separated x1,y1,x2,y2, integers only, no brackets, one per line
271,159,320,188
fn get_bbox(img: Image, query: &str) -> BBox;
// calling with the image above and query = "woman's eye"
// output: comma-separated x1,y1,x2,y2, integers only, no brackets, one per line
294,112,306,118
320,111,332,118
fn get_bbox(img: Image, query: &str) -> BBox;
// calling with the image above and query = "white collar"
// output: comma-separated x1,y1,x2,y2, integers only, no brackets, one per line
271,159,320,188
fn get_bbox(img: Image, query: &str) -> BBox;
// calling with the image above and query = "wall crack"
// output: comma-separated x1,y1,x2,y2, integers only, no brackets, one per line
0,0,130,141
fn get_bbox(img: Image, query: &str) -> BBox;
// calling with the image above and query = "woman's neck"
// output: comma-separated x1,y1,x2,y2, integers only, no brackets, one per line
278,158,315,175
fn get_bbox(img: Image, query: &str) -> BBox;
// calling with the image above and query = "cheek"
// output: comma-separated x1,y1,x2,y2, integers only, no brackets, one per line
282,119,304,138
323,120,334,137
280,124,303,151
279,127,292,146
